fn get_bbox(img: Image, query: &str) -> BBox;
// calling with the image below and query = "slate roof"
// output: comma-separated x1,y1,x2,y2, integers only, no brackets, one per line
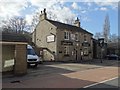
47,19,93,35
1,32,28,42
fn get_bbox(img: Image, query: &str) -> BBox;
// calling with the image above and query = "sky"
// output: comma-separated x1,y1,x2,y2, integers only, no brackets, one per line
0,0,119,36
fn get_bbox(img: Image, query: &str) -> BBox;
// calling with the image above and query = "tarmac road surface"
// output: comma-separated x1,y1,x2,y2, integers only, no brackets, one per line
2,60,119,88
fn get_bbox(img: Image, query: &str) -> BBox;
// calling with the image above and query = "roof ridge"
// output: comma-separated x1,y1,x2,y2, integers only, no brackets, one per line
46,19,93,35
47,19,81,29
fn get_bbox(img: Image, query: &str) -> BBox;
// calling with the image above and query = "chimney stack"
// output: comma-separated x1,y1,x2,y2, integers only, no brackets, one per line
40,8,47,21
74,17,80,27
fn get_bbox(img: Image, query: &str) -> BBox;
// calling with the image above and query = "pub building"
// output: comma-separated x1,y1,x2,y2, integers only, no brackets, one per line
32,9,93,61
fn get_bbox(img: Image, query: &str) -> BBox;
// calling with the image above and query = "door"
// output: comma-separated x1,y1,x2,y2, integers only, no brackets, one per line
75,50,77,60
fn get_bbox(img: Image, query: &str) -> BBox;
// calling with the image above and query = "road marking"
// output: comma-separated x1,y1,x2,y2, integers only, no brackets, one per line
83,77,118,88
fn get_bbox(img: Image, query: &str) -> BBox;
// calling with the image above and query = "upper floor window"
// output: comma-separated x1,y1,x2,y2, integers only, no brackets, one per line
64,31,70,40
71,34,75,40
84,34,87,41
75,33,78,41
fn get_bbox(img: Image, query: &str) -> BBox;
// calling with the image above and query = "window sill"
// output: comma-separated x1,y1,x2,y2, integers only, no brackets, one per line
64,39,69,40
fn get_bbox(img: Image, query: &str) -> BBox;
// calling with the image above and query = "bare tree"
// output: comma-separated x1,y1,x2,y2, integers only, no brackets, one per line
9,17,26,33
47,11,57,21
109,34,119,43
94,32,103,39
27,12,40,33
65,18,74,25
18,18,26,33
2,17,26,33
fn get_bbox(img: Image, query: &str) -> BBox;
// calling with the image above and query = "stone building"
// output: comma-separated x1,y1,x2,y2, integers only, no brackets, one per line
1,32,27,75
32,9,93,61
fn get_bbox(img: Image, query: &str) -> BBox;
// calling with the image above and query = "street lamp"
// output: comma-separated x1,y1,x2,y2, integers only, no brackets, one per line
98,38,105,63
75,43,79,61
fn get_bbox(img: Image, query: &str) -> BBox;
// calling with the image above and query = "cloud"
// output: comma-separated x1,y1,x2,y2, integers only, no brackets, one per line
64,0,119,2
0,0,118,29
25,14,33,25
0,0,29,28
71,2,79,10
81,10,87,13
57,7,76,23
100,7,108,11
94,8,99,11
94,1,118,10
0,0,59,26
47,6,76,24
24,1,76,25
29,0,65,9
0,0,28,25
87,2,92,6
28,0,76,24
70,0,118,10
0,0,28,18
81,16,91,22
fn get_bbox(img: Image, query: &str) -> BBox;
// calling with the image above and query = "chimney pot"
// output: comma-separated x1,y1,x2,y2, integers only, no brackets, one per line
39,9,47,21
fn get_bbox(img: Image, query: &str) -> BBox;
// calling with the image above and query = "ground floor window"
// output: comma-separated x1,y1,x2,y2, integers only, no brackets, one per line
64,46,70,56
83,47,89,56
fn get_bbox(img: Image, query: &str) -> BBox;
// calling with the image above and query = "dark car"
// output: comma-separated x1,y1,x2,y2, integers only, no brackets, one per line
106,54,119,60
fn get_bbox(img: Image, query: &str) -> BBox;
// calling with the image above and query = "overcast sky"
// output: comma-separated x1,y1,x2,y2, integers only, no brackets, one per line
0,0,118,35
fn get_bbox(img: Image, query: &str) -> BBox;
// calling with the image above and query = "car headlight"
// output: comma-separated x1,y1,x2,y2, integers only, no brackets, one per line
37,58,40,61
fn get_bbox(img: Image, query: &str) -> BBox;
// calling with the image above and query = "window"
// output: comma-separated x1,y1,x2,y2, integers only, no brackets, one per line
75,33,78,41
83,47,89,56
64,31,70,40
71,34,75,40
27,49,36,55
84,34,87,41
64,46,69,56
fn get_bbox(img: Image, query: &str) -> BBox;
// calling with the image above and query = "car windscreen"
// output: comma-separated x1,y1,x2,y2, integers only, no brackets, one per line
27,49,36,55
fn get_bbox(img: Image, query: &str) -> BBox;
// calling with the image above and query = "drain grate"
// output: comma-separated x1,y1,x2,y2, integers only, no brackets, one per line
10,80,20,83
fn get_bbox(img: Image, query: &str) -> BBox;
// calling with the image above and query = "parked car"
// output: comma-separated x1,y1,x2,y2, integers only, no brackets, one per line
27,45,42,67
106,54,119,60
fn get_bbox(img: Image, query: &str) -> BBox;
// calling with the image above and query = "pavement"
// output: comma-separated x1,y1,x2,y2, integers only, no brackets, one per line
2,59,119,88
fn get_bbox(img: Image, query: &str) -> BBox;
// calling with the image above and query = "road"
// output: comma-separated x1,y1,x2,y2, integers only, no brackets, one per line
84,77,119,88
2,60,119,88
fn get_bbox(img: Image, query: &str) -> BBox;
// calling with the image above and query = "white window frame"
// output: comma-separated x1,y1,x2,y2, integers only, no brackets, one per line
64,46,69,55
71,34,75,40
83,47,89,55
64,31,70,40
